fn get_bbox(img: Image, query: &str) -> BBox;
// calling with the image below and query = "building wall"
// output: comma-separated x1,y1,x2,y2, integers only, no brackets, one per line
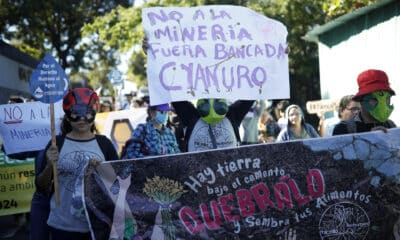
0,41,38,104
318,13,400,124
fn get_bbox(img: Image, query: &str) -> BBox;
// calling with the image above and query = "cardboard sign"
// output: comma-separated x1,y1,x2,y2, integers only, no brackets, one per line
142,5,289,105
84,129,400,239
94,108,148,153
306,99,339,114
29,53,69,103
0,101,63,154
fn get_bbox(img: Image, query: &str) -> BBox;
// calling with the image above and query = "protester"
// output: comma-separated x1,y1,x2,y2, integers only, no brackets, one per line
7,95,25,104
321,95,361,137
276,104,320,141
269,99,290,121
258,108,281,143
333,69,396,135
141,36,254,152
99,101,112,112
240,100,265,145
172,99,254,152
121,103,180,159
35,88,118,240
29,150,51,240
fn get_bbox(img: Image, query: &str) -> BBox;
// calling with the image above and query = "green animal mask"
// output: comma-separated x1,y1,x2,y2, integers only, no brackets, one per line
196,98,228,124
362,91,394,122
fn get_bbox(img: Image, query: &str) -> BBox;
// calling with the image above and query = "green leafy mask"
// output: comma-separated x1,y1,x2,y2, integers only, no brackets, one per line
362,91,394,122
196,98,228,124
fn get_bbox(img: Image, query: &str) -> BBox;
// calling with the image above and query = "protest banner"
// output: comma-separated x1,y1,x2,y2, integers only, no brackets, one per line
0,149,35,216
94,108,148,153
0,101,63,155
142,5,289,105
84,129,400,239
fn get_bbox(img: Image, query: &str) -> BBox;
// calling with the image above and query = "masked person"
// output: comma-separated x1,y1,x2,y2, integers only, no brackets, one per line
36,88,118,240
121,103,180,159
333,69,396,135
172,99,254,152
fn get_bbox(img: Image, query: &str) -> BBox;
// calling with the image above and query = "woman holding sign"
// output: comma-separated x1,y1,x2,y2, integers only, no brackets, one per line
36,88,118,240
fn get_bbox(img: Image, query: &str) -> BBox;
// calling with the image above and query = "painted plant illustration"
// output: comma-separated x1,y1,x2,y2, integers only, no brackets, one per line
143,176,187,240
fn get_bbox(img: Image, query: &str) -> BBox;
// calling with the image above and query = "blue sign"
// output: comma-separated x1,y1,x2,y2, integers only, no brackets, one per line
29,53,69,103
108,68,123,85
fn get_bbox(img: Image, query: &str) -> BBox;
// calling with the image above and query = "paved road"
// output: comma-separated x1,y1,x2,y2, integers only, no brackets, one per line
0,215,29,240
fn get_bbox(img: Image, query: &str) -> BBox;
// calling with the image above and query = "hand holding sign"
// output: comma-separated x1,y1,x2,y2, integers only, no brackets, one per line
29,53,69,205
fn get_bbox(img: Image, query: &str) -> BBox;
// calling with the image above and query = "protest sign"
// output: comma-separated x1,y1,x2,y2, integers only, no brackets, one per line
142,5,289,105
84,129,400,239
29,53,69,103
0,101,63,154
94,108,148,153
29,53,69,205
306,99,339,114
0,149,35,216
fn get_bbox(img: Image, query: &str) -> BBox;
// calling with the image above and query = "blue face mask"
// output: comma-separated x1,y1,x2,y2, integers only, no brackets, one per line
155,111,168,125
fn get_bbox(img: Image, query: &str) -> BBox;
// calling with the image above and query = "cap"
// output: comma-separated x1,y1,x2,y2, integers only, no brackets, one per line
354,69,395,100
151,103,172,111
62,88,100,113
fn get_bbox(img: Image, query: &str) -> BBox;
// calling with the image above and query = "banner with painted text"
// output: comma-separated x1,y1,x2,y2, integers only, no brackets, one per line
142,5,289,105
0,101,63,154
0,149,35,216
84,129,400,239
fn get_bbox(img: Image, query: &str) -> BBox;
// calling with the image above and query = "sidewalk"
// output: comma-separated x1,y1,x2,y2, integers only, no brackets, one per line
0,214,29,240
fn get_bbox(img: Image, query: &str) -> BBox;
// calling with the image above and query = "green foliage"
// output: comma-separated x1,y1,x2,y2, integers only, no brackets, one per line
322,0,378,20
0,0,130,72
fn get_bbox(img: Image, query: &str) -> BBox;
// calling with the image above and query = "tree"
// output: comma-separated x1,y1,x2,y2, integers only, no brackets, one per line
0,0,130,74
81,0,378,124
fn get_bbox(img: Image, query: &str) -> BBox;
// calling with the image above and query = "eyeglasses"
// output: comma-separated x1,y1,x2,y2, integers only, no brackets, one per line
345,107,361,114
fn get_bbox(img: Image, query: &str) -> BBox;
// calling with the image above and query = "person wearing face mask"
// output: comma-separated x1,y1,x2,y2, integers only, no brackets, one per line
276,104,320,142
35,88,118,240
122,103,180,159
172,99,254,152
333,69,397,135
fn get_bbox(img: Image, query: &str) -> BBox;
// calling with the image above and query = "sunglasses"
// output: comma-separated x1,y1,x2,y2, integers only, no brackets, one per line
197,99,228,117
67,105,96,123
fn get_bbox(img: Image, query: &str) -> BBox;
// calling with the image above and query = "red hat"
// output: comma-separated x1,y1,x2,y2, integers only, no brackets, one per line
354,69,395,100
63,88,100,113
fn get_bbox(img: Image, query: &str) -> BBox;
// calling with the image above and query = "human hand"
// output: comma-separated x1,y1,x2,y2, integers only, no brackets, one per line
142,36,149,54
45,145,59,167
88,158,102,168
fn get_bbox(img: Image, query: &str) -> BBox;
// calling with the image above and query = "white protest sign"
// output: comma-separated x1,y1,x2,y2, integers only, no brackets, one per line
142,5,289,105
0,101,63,154
306,99,339,114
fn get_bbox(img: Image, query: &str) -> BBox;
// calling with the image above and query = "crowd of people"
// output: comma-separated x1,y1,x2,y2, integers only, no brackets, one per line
0,67,397,239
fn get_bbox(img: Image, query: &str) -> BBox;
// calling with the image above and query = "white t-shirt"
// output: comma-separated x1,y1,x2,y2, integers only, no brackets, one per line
188,118,237,152
47,137,104,232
